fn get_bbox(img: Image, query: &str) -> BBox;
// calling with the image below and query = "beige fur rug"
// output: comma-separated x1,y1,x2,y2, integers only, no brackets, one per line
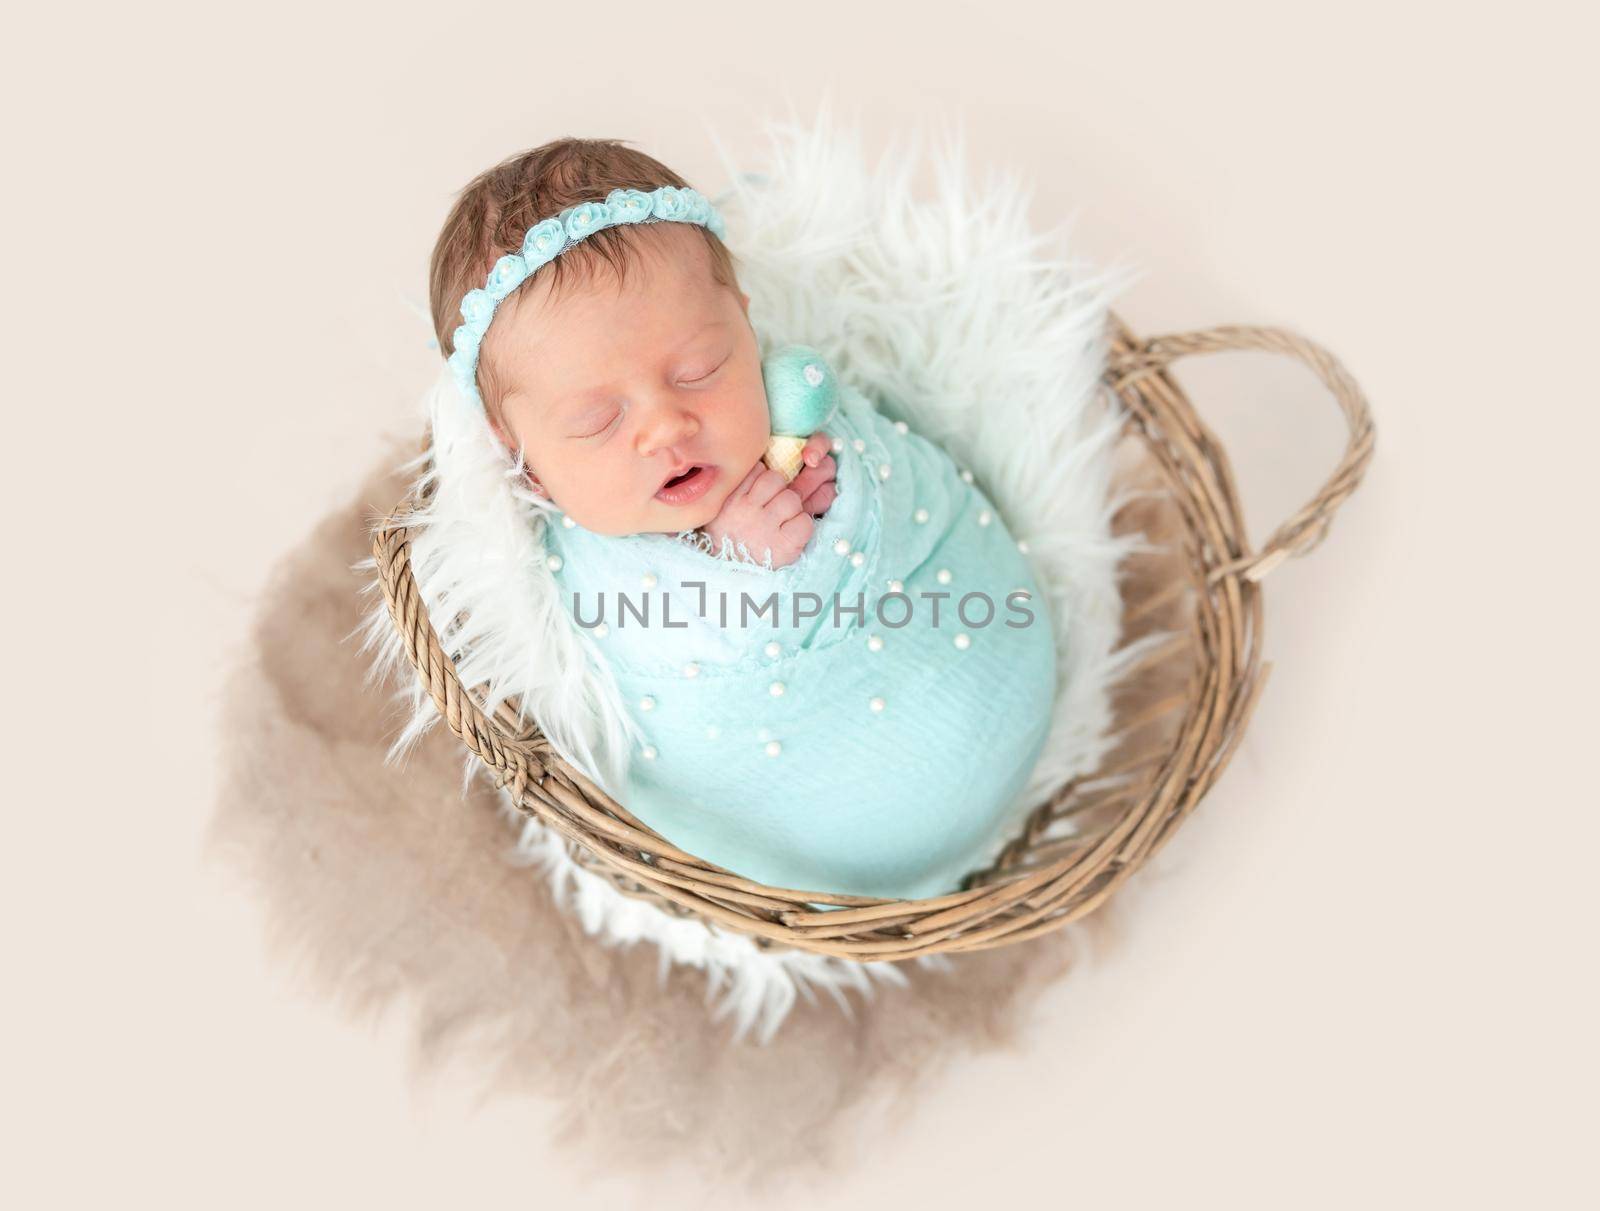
207,431,1189,1187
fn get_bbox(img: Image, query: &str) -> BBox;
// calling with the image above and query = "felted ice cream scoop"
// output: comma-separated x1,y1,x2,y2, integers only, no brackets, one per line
761,345,839,481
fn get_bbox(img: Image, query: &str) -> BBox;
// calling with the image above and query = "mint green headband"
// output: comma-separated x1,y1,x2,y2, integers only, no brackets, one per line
446,185,727,411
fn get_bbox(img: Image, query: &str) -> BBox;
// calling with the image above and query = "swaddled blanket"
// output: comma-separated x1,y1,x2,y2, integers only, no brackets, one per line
543,378,1057,900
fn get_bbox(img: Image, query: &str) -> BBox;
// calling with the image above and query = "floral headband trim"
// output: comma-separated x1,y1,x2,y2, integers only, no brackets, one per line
446,184,727,411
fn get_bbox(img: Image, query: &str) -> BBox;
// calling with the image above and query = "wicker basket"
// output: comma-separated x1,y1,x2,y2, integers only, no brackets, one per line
370,316,1375,962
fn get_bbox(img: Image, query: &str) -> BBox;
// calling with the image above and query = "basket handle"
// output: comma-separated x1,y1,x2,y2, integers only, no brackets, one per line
1110,324,1376,584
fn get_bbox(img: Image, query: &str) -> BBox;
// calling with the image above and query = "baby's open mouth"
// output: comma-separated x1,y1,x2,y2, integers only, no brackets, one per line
655,463,718,505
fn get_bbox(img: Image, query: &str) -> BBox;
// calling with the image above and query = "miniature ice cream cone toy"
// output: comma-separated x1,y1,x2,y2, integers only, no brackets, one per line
764,434,808,481
761,345,839,481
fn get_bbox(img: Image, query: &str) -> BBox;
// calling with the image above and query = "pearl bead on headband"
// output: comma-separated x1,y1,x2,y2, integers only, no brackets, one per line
446,185,728,411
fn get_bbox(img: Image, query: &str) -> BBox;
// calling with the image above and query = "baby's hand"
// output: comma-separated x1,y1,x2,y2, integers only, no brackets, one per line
788,431,838,517
703,463,815,569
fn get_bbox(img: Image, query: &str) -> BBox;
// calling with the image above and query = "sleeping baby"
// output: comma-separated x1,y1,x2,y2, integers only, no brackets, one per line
432,138,1057,900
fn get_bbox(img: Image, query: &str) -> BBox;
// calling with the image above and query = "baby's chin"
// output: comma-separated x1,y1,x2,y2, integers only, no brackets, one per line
643,496,720,535
567,496,718,536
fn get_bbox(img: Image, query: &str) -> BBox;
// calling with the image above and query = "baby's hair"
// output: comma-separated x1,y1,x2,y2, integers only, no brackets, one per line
429,137,741,428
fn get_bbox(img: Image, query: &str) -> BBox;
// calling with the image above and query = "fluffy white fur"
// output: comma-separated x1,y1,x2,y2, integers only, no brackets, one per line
353,108,1164,1043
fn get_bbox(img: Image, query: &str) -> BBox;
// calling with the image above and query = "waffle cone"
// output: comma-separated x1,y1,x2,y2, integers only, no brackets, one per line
763,435,807,481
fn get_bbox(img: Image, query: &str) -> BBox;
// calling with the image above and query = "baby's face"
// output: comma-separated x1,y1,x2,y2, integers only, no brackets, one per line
482,225,771,536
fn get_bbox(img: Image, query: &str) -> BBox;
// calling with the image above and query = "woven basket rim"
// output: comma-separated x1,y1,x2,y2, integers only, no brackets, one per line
368,311,1375,961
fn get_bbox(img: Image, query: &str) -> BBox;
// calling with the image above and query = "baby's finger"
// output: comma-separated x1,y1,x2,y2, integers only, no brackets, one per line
777,510,814,544
788,453,836,500
765,487,805,519
747,466,793,508
801,479,838,517
729,461,765,498
801,431,833,469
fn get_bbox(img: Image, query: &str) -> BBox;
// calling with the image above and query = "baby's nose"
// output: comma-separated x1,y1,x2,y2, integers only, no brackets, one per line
637,401,700,455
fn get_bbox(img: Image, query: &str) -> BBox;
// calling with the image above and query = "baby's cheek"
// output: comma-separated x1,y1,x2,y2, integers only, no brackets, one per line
744,388,775,449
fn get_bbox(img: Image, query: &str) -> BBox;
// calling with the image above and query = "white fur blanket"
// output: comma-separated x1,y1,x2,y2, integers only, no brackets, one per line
356,112,1159,1042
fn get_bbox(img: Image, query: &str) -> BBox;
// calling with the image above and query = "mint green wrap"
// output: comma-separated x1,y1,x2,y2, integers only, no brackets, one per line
542,383,1058,900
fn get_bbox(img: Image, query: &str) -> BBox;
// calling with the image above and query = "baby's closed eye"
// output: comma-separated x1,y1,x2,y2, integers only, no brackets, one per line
679,355,728,385
573,407,621,439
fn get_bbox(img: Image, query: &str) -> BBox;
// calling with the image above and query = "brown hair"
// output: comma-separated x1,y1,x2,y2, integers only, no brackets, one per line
428,137,740,426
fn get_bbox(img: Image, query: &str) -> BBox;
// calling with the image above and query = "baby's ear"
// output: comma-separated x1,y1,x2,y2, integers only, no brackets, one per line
484,411,511,449
485,414,547,495
517,456,547,495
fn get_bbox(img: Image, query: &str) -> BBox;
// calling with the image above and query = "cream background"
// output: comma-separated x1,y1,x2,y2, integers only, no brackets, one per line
6,1,1596,1206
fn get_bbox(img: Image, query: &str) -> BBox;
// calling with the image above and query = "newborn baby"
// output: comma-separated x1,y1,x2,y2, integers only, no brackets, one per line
431,138,1057,899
